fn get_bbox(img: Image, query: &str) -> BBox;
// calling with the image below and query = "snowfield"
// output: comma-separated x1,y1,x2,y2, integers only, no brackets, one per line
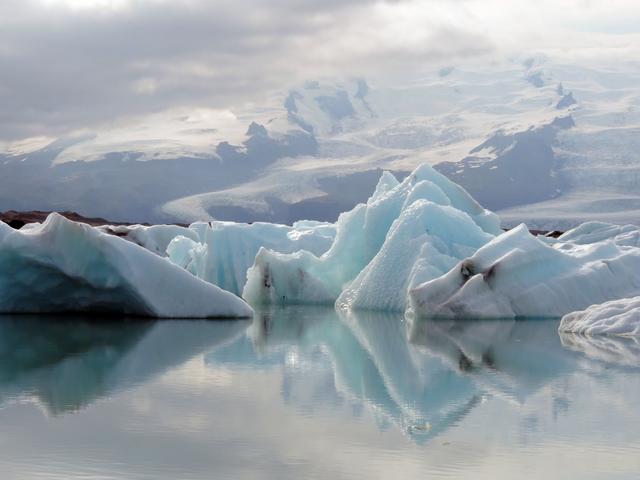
3,57,640,228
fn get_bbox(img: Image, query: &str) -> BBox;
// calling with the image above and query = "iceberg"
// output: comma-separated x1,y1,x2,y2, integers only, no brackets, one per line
409,224,640,319
8,163,640,321
337,200,493,312
559,297,640,336
549,221,640,247
166,219,336,295
0,213,253,318
99,223,200,256
243,165,500,307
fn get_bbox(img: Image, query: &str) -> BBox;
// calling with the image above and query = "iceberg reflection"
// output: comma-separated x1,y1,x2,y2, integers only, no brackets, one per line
559,332,640,368
4,308,640,446
208,308,640,443
0,315,249,414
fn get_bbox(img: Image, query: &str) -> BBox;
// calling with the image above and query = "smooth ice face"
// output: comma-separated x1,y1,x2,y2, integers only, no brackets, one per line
166,220,336,296
243,165,500,307
409,224,640,319
559,297,640,336
0,214,253,318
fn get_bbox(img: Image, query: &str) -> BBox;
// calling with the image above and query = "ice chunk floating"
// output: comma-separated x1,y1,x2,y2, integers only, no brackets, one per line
173,164,640,318
166,219,335,296
243,164,500,308
336,200,493,312
99,223,200,256
5,163,640,320
408,224,640,319
0,214,253,318
559,297,640,336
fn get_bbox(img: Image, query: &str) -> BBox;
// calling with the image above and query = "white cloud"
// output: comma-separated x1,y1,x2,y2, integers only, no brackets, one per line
0,0,639,142
39,0,131,11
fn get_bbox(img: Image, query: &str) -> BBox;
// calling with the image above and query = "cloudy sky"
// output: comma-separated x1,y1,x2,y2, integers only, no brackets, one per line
1,0,640,143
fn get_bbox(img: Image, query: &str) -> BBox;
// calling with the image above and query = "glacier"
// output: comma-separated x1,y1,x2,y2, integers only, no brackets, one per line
559,297,640,336
4,60,640,229
0,213,253,318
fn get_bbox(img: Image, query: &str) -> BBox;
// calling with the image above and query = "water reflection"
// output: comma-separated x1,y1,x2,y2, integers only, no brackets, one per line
408,318,582,401
2,309,640,440
2,309,640,479
0,315,249,414
559,332,640,369
209,308,640,442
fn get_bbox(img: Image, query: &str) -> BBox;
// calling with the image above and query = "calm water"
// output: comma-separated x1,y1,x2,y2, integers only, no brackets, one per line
1,307,639,480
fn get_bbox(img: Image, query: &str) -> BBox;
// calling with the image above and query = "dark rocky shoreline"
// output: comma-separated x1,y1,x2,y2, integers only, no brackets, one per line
1,210,565,237
0,210,147,230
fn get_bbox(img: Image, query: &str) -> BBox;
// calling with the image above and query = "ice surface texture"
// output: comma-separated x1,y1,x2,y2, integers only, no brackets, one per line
98,223,200,256
336,200,492,312
559,297,640,336
6,164,640,325
409,223,640,319
552,221,640,247
166,220,336,296
0,213,253,318
242,164,500,308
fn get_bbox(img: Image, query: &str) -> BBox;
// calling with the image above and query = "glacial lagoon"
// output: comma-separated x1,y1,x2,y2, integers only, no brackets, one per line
1,307,639,480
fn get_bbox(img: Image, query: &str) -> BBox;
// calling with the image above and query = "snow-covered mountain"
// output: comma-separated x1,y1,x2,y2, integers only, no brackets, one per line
2,57,640,228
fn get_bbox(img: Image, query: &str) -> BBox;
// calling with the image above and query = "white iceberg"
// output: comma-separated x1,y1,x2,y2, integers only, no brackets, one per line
336,200,493,312
0,213,253,318
559,297,640,336
99,223,200,256
409,224,640,319
243,165,501,307
166,219,336,295
549,221,640,247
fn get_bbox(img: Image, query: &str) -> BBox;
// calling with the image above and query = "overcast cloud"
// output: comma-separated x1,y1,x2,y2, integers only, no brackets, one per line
1,0,640,142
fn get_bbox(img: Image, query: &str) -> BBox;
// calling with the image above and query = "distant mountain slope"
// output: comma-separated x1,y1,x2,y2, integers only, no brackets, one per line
2,58,640,228
435,116,573,210
0,122,315,222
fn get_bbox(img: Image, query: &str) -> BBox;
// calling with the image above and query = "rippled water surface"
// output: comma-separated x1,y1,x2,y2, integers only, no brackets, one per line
1,307,640,479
